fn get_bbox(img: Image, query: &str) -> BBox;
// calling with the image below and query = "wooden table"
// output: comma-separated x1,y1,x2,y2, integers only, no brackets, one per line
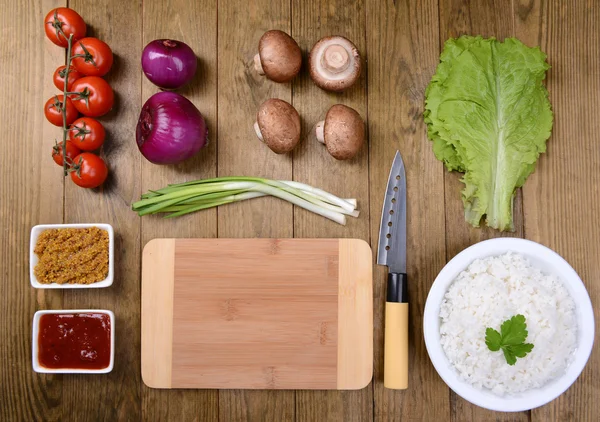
1,0,598,420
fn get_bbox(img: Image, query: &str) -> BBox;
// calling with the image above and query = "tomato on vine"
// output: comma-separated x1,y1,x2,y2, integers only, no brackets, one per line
69,117,106,151
44,95,78,126
70,77,114,117
52,141,81,167
71,38,113,77
53,65,83,91
70,153,108,188
44,8,86,48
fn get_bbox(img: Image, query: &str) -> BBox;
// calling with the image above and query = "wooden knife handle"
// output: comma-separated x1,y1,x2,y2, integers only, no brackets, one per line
384,301,409,389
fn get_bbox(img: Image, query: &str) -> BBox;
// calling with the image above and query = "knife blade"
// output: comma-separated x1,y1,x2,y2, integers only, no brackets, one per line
377,150,407,274
377,150,409,390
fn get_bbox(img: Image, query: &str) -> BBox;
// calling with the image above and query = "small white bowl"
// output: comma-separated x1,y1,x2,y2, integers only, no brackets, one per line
32,309,115,374
30,223,114,288
423,238,594,412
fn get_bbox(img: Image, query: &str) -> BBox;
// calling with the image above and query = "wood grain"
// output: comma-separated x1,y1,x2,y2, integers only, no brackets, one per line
140,238,372,390
216,0,295,420
337,239,373,390
139,0,219,420
0,0,65,420
62,0,143,420
1,0,600,420
291,0,372,420
437,1,528,420
366,0,449,420
516,1,600,421
141,239,175,389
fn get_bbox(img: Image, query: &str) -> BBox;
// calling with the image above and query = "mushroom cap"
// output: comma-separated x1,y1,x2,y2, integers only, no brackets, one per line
258,30,302,83
309,36,361,92
256,99,301,154
323,104,365,160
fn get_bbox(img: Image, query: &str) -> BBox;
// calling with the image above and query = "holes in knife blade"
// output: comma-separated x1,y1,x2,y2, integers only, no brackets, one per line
393,186,398,192
391,198,396,203
388,222,392,227
386,233,391,238
396,175,400,180
385,246,390,250
389,210,394,215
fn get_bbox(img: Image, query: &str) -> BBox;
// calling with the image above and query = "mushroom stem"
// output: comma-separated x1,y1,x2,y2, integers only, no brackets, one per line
254,122,264,142
315,120,325,144
253,54,265,75
321,44,350,74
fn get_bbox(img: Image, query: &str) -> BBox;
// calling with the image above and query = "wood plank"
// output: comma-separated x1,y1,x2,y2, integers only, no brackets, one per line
516,1,600,421
0,0,65,420
139,0,219,420
216,0,295,420
61,0,142,420
291,0,372,420
437,1,529,420
366,0,448,420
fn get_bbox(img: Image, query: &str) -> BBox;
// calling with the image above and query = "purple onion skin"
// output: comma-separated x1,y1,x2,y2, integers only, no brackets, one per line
136,92,208,164
142,39,197,90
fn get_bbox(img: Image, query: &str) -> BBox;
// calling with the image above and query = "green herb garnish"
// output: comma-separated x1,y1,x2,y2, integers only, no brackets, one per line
485,314,534,365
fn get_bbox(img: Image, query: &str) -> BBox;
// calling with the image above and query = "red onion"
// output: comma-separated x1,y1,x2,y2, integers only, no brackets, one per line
136,92,208,164
141,39,197,90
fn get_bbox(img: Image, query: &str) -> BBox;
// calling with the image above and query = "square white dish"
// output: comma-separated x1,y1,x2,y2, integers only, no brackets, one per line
30,223,114,288
32,309,115,374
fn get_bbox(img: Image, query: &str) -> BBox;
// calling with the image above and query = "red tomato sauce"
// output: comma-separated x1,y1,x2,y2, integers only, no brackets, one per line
38,313,111,370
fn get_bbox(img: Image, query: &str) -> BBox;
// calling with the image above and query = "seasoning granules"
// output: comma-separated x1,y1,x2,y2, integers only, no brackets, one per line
34,227,109,284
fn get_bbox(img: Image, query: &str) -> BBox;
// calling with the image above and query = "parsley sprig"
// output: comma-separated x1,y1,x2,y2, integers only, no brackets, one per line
485,314,534,365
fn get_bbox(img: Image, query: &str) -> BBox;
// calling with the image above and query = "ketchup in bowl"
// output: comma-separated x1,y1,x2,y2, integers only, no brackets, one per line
38,313,111,370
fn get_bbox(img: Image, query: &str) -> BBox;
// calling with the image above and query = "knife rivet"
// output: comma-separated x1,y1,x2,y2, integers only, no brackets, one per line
389,210,394,215
393,187,398,192
385,246,390,250
391,198,396,203
388,222,392,227
386,234,391,238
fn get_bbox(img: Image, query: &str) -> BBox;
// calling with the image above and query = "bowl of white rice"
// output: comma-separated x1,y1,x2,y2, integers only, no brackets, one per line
423,238,594,412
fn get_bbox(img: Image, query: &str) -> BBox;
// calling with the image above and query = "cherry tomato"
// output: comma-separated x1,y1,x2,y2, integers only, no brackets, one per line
53,65,83,91
52,141,81,167
70,153,108,188
71,38,113,77
69,117,106,151
70,77,114,117
44,8,86,48
44,95,78,126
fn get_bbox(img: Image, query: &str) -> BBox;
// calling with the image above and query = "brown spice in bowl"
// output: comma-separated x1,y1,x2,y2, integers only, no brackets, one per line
34,227,109,284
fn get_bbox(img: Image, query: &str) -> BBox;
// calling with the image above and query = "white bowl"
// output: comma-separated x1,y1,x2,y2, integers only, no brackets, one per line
423,238,594,412
32,309,115,374
30,223,114,288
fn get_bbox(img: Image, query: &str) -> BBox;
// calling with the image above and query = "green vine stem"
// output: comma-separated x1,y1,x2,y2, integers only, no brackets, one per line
60,33,74,177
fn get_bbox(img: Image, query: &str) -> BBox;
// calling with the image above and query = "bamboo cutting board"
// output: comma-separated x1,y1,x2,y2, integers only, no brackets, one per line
141,238,373,390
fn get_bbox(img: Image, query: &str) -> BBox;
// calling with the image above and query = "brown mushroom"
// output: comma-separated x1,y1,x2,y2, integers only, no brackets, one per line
309,36,361,92
254,99,301,154
254,30,302,83
316,104,365,160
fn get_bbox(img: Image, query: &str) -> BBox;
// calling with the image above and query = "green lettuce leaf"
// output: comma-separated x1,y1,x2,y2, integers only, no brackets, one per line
424,36,553,231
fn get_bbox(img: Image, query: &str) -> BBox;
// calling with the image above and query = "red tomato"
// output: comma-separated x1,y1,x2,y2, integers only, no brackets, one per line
52,141,81,167
44,8,86,48
44,95,78,126
71,38,113,77
53,65,83,91
69,117,106,151
70,77,114,117
70,153,108,188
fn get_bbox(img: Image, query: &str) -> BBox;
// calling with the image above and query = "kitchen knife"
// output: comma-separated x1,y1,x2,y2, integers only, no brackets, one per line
377,150,408,390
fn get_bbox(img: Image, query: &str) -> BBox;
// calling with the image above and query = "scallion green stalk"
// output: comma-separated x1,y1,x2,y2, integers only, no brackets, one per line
132,177,359,225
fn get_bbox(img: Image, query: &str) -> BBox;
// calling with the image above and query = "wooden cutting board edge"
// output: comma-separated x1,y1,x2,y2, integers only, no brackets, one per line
140,238,373,390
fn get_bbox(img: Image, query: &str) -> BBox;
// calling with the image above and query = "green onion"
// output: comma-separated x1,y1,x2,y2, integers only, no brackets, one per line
132,177,358,225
